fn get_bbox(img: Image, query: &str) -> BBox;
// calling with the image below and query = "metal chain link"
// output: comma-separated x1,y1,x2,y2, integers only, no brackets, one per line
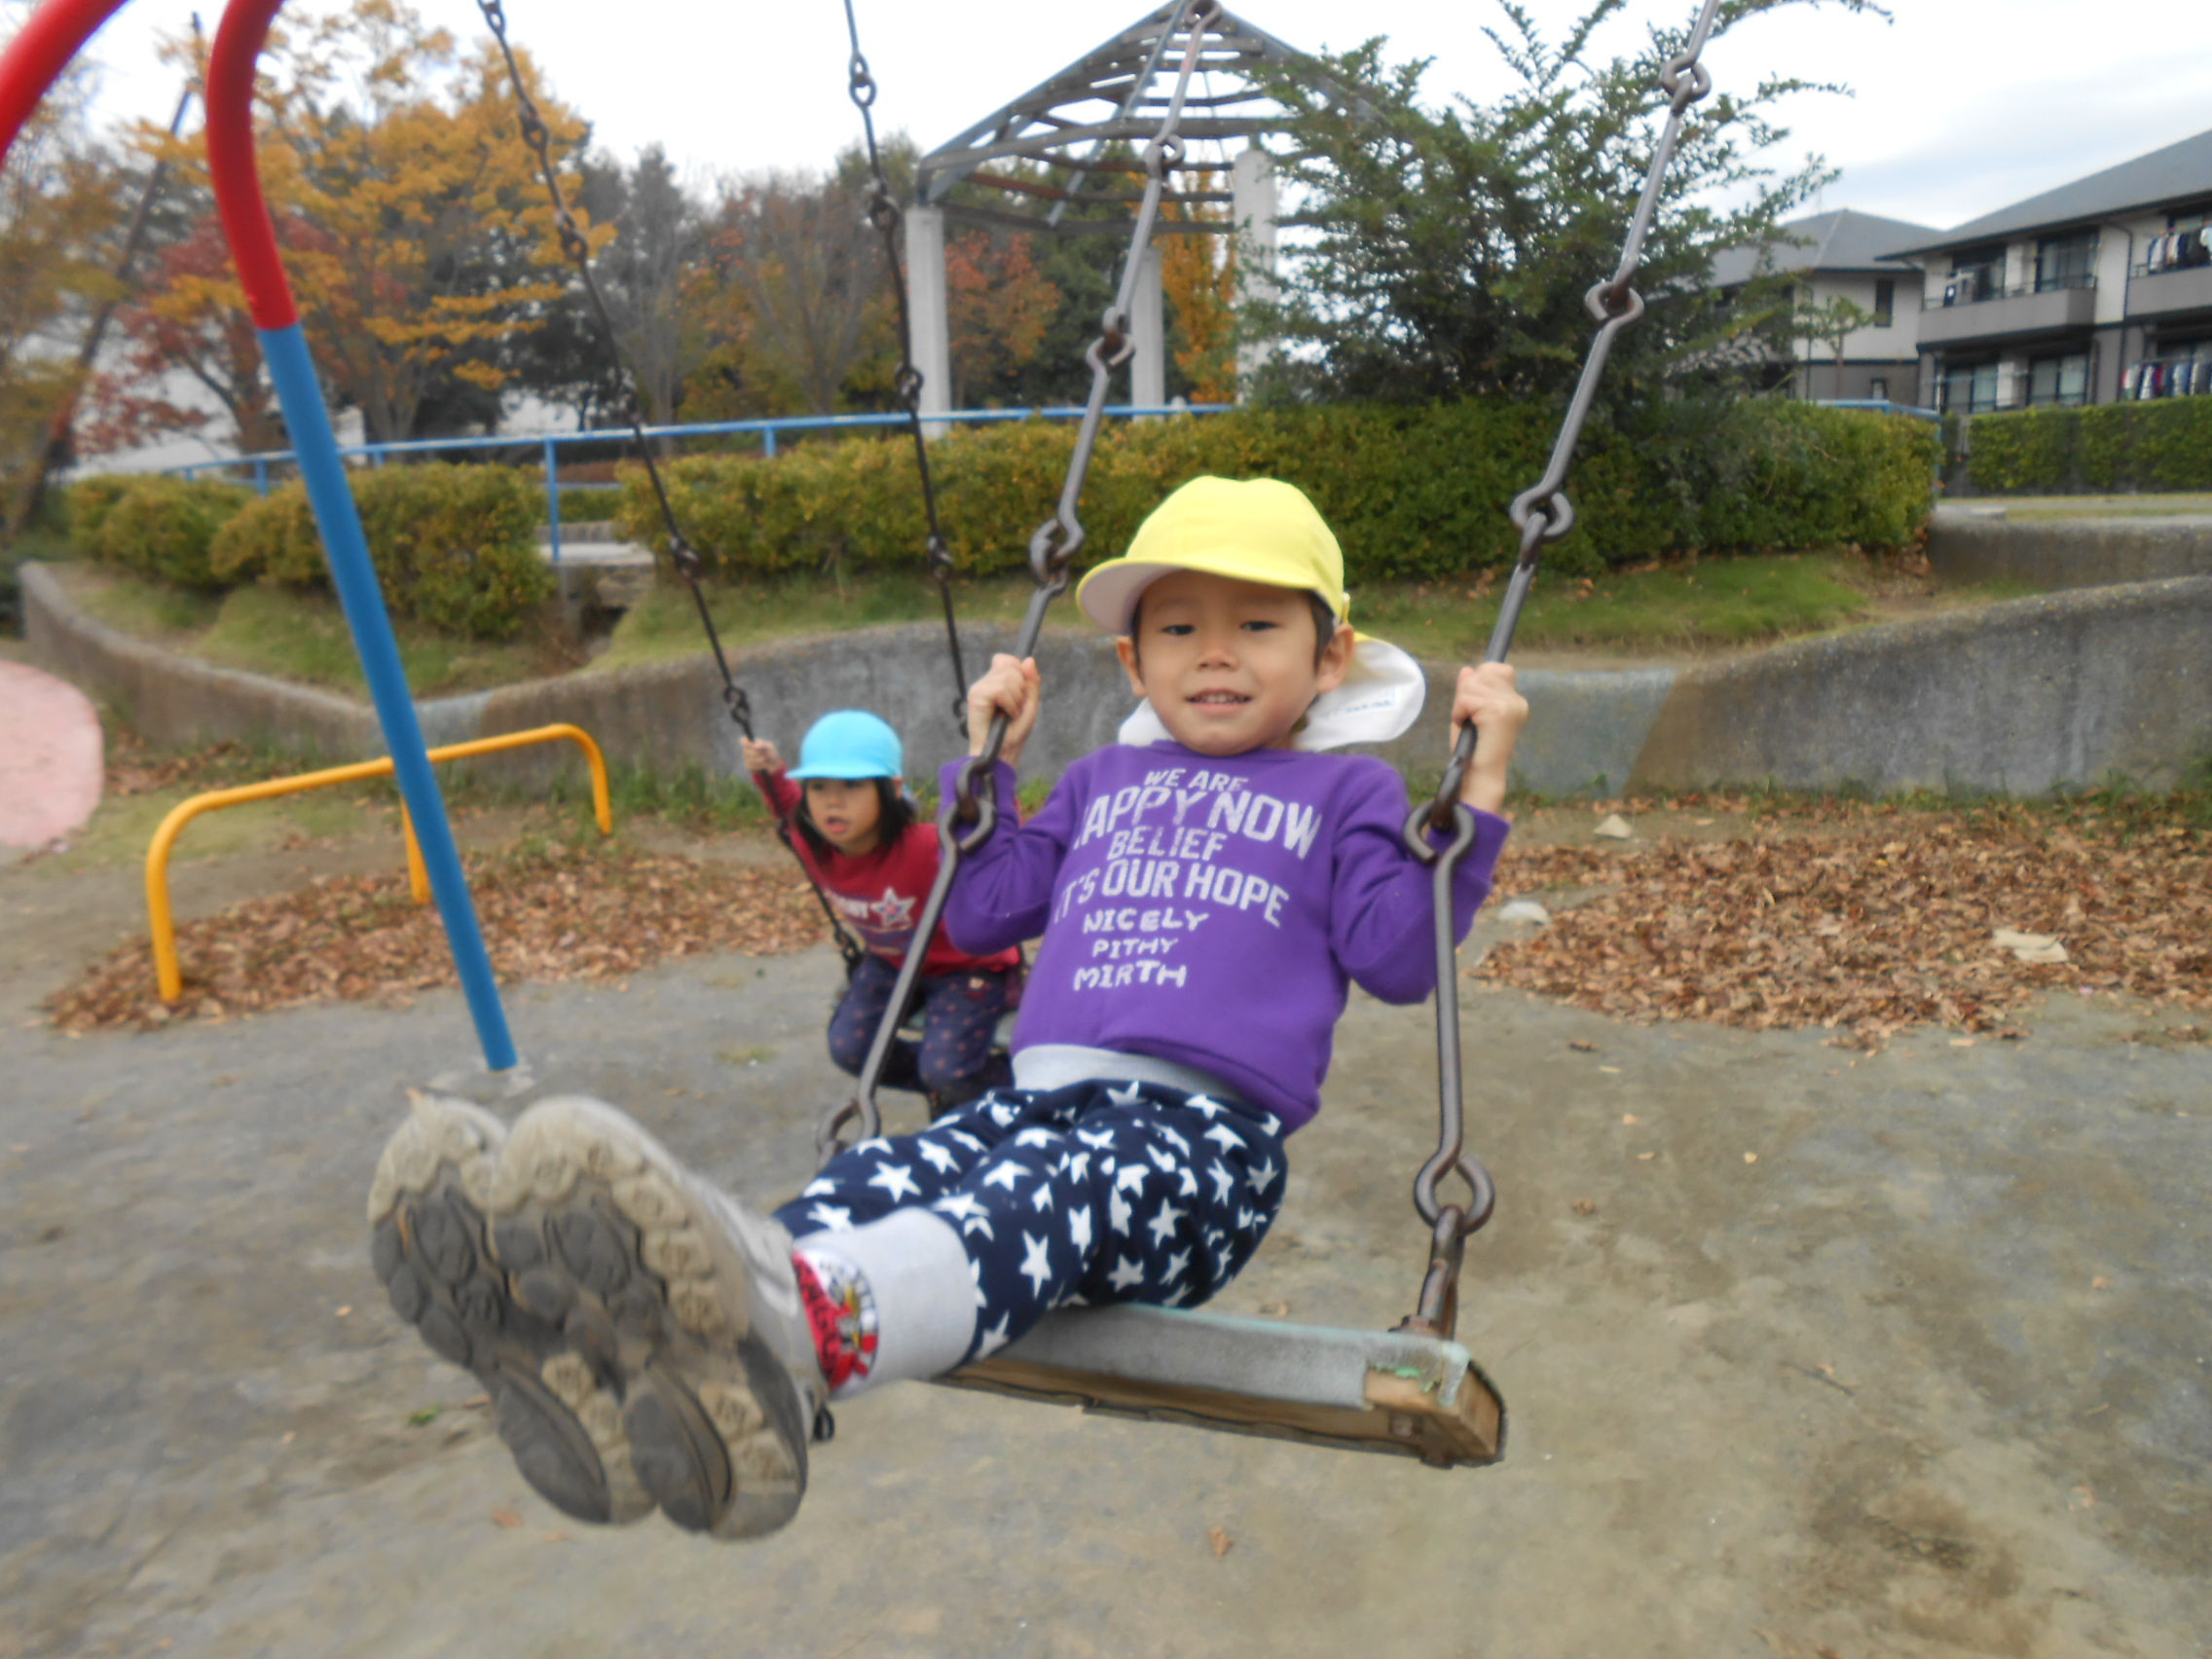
475,0,754,739
1398,0,1723,1339
480,0,875,979
839,0,969,736
817,0,1222,1162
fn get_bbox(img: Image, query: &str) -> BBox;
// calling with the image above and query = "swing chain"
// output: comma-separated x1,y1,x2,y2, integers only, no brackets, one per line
840,0,969,736
1399,0,1724,1294
816,0,1221,1163
475,0,755,739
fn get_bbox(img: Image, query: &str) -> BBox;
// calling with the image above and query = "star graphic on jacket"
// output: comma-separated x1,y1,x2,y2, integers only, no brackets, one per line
1109,1190,1133,1235
1068,1204,1093,1251
800,1176,841,1198
1014,1127,1059,1149
981,1161,1025,1191
1104,1082,1146,1109
1208,1161,1236,1203
1146,1200,1185,1247
866,888,916,931
855,1136,894,1157
1161,1247,1190,1283
1018,1232,1053,1297
804,1201,853,1232
976,1310,1014,1357
1202,1122,1246,1152
1174,1166,1198,1198
1066,1151,1090,1183
1146,1143,1178,1173
1107,1254,1145,1292
1153,1123,1192,1158
1184,1095,1225,1120
1247,1155,1278,1193
1077,1127,1117,1150
866,1161,921,1201
948,1129,986,1154
1115,1163,1149,1195
917,1139,961,1174
1030,1181,1055,1213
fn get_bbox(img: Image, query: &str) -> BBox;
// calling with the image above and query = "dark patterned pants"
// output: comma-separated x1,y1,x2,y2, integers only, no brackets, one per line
775,1080,1288,1360
826,952,1016,1105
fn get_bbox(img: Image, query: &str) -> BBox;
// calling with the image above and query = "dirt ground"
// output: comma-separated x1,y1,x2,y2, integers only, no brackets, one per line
4,815,2209,1659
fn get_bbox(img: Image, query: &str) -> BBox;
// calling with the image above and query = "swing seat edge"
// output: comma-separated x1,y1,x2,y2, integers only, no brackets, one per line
941,1303,1504,1468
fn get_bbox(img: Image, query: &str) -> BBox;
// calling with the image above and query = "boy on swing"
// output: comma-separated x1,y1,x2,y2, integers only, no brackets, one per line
369,476,1529,1539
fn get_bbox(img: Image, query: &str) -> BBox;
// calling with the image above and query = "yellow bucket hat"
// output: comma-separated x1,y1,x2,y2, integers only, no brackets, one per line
1077,475,1426,752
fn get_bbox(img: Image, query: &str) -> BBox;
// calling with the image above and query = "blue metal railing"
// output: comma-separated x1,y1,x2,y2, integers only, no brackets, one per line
171,404,1233,562
1814,398,1942,424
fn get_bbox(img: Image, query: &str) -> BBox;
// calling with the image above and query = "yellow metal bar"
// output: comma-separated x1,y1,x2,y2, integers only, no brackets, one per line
145,723,614,1001
400,803,429,904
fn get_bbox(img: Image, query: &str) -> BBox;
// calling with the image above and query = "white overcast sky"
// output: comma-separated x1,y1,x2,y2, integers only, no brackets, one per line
56,0,2212,237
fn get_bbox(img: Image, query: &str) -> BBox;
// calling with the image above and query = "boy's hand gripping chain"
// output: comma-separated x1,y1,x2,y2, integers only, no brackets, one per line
815,0,1223,1164
1398,0,1721,1342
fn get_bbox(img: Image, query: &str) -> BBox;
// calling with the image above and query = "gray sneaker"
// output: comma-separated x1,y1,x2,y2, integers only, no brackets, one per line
485,1095,826,1539
368,1092,649,1526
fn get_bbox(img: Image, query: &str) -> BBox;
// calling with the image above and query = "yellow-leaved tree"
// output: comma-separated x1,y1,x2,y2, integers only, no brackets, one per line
124,0,594,446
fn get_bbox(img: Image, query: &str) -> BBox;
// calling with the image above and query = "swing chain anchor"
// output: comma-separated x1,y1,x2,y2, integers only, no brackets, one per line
815,0,1219,1163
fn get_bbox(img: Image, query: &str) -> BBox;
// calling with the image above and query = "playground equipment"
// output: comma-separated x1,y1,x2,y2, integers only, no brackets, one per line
0,0,1727,1475
143,723,611,1001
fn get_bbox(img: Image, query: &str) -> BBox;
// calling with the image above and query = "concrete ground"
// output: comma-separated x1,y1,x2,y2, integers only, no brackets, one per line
4,842,2210,1659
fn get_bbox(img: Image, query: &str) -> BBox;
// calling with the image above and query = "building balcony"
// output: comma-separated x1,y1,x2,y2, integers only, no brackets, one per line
1918,280,2097,347
2127,263,2212,319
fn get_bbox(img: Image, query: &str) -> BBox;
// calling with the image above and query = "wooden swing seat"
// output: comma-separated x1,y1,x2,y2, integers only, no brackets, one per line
943,1303,1504,1468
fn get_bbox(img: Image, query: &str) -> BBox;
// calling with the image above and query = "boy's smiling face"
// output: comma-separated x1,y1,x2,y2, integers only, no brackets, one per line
1115,569,1355,756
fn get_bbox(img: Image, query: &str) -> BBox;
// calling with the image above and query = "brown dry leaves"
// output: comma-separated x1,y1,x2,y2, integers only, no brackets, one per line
1480,813,2211,1047
47,839,825,1033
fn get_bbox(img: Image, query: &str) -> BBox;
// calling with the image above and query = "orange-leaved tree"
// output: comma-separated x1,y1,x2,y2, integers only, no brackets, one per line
1160,193,1236,405
119,0,591,447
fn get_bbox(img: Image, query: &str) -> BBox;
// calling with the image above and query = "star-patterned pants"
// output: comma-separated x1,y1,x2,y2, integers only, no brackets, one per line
772,1080,1287,1362
825,953,1017,1106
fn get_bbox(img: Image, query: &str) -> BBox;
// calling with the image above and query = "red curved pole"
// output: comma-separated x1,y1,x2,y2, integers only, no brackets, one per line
0,0,132,165
205,0,294,327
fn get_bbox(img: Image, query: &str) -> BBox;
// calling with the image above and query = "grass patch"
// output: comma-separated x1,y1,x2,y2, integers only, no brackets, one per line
600,551,1889,672
1973,493,2212,521
592,572,1040,674
60,568,569,696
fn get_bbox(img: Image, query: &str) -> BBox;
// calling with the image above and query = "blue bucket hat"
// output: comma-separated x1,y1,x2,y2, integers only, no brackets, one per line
789,710,903,780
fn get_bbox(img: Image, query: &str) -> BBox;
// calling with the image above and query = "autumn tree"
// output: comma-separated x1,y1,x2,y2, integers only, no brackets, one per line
943,228,1059,407
0,8,126,500
118,0,587,447
1160,195,1236,405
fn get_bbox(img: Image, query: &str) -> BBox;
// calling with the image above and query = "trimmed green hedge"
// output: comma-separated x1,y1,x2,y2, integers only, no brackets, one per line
1967,398,2212,494
75,475,254,590
618,400,1940,580
72,465,553,640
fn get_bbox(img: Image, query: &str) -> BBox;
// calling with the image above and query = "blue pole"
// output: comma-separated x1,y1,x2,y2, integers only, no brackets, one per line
543,436,561,564
252,457,269,496
257,323,518,1072
763,424,778,460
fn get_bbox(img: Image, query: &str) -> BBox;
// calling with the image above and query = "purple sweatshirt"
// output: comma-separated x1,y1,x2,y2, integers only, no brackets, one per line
941,742,1509,1131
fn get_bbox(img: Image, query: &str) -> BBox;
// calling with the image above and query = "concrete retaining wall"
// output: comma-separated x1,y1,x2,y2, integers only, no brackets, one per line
24,562,2212,798
1927,508,2212,591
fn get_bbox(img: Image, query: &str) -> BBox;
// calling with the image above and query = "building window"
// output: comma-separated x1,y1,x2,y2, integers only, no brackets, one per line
1868,377,1889,402
1873,278,1895,326
1944,248,2004,306
2035,231,2097,293
2026,351,2089,407
1940,361,2002,415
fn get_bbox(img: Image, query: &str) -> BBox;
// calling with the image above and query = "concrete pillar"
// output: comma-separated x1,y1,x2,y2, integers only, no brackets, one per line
1231,145,1279,398
904,203,951,437
1130,241,1166,413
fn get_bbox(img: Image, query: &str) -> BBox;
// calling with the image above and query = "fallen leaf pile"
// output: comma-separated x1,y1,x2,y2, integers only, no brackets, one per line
103,734,257,798
1480,815,2211,1047
47,839,826,1033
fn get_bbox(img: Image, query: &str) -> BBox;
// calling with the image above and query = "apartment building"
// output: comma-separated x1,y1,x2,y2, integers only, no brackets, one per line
1705,208,1936,402
1885,126,2212,414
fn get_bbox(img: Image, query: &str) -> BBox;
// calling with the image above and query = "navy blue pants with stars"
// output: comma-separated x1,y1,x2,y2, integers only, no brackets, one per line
825,953,1016,1105
771,1080,1287,1360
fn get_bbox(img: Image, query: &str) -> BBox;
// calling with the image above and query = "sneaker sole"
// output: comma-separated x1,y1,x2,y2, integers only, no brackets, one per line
489,1097,812,1539
367,1092,648,1527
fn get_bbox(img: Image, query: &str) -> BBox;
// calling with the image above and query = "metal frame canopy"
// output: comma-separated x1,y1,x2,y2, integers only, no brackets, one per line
915,2,1344,237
